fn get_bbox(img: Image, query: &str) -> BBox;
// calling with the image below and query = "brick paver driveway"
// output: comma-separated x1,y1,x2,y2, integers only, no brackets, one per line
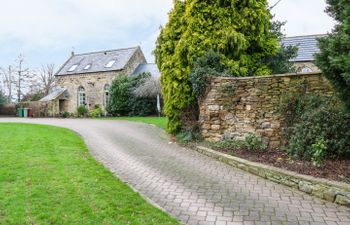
1,118,349,225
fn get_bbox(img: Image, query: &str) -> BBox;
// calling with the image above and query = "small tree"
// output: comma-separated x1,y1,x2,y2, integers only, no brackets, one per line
155,0,280,133
106,74,157,116
106,74,131,116
316,0,350,109
0,90,6,107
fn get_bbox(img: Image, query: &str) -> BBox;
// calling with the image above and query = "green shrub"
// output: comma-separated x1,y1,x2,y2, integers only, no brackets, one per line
175,131,201,144
107,74,157,116
287,100,350,160
77,105,88,117
90,105,104,118
311,138,327,167
212,139,242,153
244,134,267,152
61,112,70,118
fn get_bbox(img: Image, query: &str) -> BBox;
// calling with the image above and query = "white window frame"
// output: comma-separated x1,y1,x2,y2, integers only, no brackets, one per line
105,60,116,68
77,86,86,106
103,84,110,106
84,64,91,70
68,64,78,72
302,67,313,73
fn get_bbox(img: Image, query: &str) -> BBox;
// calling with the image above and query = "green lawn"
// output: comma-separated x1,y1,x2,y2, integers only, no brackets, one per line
103,117,167,130
0,123,178,225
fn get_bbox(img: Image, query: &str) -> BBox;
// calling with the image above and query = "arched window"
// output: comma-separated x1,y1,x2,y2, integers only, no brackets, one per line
78,86,86,106
302,67,313,73
103,84,110,106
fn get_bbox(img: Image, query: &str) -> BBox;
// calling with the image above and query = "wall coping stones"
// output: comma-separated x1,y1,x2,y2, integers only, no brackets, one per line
195,146,350,207
213,72,322,81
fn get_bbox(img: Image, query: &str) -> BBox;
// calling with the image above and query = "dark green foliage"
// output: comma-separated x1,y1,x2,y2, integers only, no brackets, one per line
155,0,279,134
287,99,350,160
279,91,350,161
107,74,157,116
189,50,228,100
0,91,6,107
244,134,268,152
77,105,88,117
107,74,131,116
61,112,70,118
175,130,201,144
267,20,298,74
316,0,350,110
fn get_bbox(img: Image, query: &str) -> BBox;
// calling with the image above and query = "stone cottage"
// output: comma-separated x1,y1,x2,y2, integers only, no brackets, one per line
40,46,160,115
283,34,326,73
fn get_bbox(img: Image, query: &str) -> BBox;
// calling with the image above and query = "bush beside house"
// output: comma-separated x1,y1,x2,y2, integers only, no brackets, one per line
107,73,157,117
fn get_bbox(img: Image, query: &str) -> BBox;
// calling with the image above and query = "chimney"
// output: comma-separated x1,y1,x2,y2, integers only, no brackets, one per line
71,51,75,57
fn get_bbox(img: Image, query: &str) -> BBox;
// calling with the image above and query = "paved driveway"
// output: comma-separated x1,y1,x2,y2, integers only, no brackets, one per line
0,118,349,225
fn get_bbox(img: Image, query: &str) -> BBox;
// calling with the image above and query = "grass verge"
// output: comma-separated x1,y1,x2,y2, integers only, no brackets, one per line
0,123,178,224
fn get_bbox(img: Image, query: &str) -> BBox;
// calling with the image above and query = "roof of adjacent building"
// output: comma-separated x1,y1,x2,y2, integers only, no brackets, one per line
55,46,139,76
39,87,67,102
131,63,161,78
282,34,327,62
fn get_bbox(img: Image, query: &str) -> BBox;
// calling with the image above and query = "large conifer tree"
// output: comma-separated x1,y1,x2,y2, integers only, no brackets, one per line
155,0,279,133
316,0,350,109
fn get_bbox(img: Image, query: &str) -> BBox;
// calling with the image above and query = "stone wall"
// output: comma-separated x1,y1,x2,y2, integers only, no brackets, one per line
56,71,122,113
200,72,334,147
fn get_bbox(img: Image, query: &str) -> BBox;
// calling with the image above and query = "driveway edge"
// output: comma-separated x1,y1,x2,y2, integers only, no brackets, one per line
195,146,350,207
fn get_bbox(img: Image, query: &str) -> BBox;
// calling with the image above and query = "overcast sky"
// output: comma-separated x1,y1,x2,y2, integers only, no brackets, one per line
0,0,335,71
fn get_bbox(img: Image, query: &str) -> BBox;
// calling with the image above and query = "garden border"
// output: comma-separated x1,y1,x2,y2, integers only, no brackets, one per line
195,146,350,207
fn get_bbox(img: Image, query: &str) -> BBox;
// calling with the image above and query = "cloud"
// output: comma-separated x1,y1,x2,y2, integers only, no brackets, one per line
0,0,336,68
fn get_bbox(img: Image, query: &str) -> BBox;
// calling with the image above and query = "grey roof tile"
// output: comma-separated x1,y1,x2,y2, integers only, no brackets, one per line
131,63,161,78
40,87,67,101
56,47,139,76
282,34,327,62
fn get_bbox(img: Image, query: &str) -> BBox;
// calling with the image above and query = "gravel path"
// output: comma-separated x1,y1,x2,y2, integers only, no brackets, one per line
1,118,349,225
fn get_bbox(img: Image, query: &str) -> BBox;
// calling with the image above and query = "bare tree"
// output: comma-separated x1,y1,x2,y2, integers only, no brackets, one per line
14,54,34,102
0,66,15,103
38,64,55,96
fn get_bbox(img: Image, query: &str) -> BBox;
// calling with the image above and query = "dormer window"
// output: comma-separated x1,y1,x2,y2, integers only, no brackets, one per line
105,60,116,68
84,64,92,70
68,64,78,72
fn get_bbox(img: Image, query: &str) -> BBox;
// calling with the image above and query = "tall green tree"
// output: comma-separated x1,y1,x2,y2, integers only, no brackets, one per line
155,0,279,133
0,91,6,107
316,0,350,109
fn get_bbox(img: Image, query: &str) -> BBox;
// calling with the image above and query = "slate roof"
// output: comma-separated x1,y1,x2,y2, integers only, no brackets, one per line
131,63,161,78
39,87,67,102
56,47,139,76
282,34,326,62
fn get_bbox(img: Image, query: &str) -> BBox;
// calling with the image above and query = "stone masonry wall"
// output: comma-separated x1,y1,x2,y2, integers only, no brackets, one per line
200,73,334,147
56,71,122,113
55,47,147,114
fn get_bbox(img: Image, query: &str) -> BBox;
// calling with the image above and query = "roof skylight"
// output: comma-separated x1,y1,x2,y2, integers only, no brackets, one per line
105,60,116,68
84,64,92,70
68,64,78,72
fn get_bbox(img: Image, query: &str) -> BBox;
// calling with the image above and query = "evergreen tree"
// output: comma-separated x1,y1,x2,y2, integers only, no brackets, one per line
316,0,350,109
155,0,280,133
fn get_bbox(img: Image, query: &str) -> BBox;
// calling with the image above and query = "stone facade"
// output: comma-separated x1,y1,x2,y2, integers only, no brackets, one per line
54,47,147,114
199,72,334,147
